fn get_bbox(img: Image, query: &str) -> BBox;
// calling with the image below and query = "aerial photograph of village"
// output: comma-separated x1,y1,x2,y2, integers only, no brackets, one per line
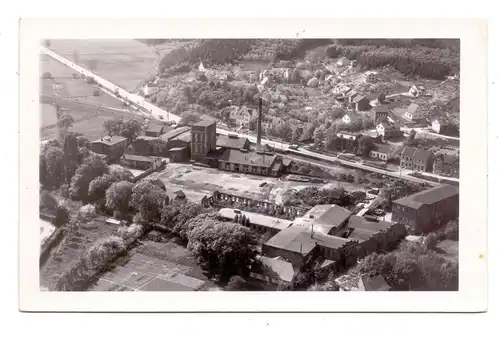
39,38,460,292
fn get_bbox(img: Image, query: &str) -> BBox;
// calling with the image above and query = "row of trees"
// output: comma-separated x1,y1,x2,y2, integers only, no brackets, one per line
103,118,142,143
354,240,458,291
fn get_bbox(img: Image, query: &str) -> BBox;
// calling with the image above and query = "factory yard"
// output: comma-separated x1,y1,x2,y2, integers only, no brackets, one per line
89,240,219,291
151,163,365,205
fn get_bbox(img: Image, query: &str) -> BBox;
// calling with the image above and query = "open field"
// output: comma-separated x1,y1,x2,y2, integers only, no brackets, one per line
149,163,365,206
48,39,185,92
40,215,120,290
89,239,219,291
40,54,125,109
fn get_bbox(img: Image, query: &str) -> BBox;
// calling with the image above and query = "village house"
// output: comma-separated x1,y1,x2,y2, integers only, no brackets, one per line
249,255,296,286
337,274,391,291
364,71,377,83
376,122,402,140
342,113,363,125
216,134,251,151
392,184,459,233
227,106,257,128
433,153,460,178
404,103,427,122
142,82,159,97
144,123,169,138
369,143,391,162
119,154,162,170
217,149,284,177
400,146,435,172
332,83,352,96
371,106,390,123
262,116,285,134
351,95,372,112
346,90,359,103
90,135,128,162
331,132,361,153
432,118,454,134
337,57,350,67
409,85,426,97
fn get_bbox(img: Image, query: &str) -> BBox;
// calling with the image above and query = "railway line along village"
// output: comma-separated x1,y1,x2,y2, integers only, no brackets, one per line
39,38,460,292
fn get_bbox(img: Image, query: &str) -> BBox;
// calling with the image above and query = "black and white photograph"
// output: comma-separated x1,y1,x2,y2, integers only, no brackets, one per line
19,18,487,312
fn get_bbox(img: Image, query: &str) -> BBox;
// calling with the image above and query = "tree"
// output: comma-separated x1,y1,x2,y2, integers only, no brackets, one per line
291,126,302,142
57,114,74,143
69,155,109,202
88,174,119,204
187,221,257,280
63,133,82,183
39,190,58,214
226,275,247,291
313,126,326,146
53,204,70,228
108,165,134,182
424,233,438,250
43,40,51,48
180,111,201,126
72,50,80,64
103,118,141,143
357,135,375,157
274,122,292,141
405,129,417,146
40,146,65,190
324,124,338,150
106,181,134,215
88,59,98,73
131,181,166,222
361,118,375,130
377,93,386,103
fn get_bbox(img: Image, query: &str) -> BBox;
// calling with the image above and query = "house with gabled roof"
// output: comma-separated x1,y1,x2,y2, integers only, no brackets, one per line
433,152,459,178
404,103,427,122
392,184,459,233
351,95,371,111
400,146,435,172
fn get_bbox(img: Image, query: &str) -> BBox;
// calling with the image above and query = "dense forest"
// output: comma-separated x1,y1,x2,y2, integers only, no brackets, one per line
326,42,459,80
156,38,460,80
157,39,332,74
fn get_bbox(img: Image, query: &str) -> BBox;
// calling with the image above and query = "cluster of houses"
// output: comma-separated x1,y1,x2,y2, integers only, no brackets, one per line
215,183,458,289
89,119,291,178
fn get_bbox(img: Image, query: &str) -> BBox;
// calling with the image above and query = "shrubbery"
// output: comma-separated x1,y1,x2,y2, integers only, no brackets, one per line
56,236,128,291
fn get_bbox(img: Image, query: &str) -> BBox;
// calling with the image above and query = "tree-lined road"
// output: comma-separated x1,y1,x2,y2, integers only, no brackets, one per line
41,46,457,186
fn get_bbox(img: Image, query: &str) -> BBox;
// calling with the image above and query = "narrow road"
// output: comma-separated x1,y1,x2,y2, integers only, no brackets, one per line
41,45,455,186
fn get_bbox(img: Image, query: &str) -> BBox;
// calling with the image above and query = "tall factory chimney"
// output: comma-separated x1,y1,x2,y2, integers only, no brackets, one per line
257,97,263,150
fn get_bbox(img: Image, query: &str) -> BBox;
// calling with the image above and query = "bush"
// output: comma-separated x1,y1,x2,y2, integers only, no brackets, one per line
77,204,97,222
225,275,247,291
42,72,52,79
56,236,127,291
443,221,459,241
92,89,101,96
53,204,70,228
40,190,58,214
116,223,145,245
424,233,438,250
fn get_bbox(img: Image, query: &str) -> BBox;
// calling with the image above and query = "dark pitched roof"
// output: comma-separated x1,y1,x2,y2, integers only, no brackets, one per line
312,205,352,229
434,117,451,125
347,228,376,242
92,135,127,145
253,256,296,283
193,119,216,128
359,274,391,291
219,149,277,168
401,146,418,157
159,126,191,141
413,148,434,162
373,106,390,113
393,184,459,209
371,143,391,155
344,113,362,122
216,134,249,150
264,227,318,256
435,153,459,165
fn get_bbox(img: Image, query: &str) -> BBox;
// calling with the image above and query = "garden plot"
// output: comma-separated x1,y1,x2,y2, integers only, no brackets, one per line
89,240,215,291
